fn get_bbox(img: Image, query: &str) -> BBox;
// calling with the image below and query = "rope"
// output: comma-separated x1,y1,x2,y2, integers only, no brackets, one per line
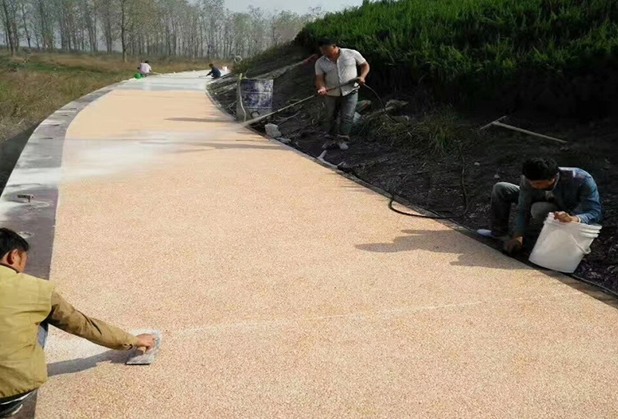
237,73,247,122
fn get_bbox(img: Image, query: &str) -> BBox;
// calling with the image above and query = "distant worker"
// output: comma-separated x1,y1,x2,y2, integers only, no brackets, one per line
477,158,603,254
315,38,370,151
0,229,156,417
138,60,152,77
207,63,221,79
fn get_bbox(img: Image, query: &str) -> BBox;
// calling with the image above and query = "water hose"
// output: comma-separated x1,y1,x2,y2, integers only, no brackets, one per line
357,84,470,220
385,141,469,219
239,78,470,220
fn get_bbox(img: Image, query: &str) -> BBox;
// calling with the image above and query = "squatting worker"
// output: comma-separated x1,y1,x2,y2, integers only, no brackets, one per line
207,63,221,79
138,60,152,77
0,228,156,418
315,38,370,151
477,158,603,254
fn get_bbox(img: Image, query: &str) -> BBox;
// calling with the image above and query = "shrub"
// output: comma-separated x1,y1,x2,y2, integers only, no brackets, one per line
296,0,618,117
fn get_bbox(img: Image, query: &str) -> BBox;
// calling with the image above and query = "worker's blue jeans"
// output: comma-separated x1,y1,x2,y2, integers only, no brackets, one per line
323,92,358,137
491,182,559,237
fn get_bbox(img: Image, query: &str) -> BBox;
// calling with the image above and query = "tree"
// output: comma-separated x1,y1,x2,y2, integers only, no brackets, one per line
81,0,98,52
98,0,116,53
1,0,19,55
32,0,54,50
1,0,314,60
19,0,32,49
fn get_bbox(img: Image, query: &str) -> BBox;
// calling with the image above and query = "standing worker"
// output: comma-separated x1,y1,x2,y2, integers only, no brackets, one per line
207,63,221,79
477,158,603,254
0,228,156,417
315,38,370,151
138,60,152,77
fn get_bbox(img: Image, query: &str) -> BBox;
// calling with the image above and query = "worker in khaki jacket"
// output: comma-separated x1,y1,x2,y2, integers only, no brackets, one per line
0,228,156,417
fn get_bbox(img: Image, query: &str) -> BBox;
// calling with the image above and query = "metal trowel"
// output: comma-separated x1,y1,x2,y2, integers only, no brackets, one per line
126,331,162,365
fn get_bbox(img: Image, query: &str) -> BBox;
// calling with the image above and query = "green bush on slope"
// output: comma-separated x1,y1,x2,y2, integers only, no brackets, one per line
296,0,618,117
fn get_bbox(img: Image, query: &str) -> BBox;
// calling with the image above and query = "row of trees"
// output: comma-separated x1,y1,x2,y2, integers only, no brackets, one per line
1,0,324,60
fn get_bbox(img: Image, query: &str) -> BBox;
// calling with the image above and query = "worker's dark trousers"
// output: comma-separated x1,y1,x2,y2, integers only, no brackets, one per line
0,391,35,418
491,182,558,238
323,92,358,137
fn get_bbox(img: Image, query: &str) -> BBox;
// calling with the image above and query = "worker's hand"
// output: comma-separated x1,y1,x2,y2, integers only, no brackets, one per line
135,334,157,351
503,236,523,255
317,87,328,96
356,76,366,85
554,211,579,223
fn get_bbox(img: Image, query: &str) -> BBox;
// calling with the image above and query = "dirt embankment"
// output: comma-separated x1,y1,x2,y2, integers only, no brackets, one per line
210,47,618,293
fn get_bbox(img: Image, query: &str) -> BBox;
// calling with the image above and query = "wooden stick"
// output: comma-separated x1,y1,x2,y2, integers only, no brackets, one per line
480,115,567,144
480,115,507,130
492,121,567,144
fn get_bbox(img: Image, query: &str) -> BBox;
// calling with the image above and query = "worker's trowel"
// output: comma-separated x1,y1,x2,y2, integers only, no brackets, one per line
126,331,161,365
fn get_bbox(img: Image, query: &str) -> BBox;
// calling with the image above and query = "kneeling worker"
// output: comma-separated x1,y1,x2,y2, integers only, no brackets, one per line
207,63,221,79
0,228,156,417
477,158,603,254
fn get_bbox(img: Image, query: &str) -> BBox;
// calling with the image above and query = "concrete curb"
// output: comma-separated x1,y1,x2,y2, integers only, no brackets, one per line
0,80,125,419
0,81,124,279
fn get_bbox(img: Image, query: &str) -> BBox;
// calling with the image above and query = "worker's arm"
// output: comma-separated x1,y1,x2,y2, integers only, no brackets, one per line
47,291,140,350
351,50,370,84
504,177,533,253
315,60,327,95
513,177,535,239
315,74,327,93
572,176,603,224
357,62,370,84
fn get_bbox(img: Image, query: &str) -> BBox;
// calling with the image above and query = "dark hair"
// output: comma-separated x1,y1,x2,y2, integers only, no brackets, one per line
317,38,335,47
0,228,29,259
522,158,559,181
209,63,214,67
145,60,150,63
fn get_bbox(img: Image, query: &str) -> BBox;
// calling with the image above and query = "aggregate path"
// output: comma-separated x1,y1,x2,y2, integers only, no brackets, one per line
36,73,618,418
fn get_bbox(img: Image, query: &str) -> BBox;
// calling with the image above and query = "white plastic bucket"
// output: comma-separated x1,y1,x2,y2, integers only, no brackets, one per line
529,214,601,273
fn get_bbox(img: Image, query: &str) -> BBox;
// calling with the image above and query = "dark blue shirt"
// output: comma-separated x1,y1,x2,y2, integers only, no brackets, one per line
208,67,221,78
515,168,603,235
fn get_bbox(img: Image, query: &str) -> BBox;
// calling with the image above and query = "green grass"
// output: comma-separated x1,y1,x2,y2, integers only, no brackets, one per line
296,0,618,117
357,106,473,154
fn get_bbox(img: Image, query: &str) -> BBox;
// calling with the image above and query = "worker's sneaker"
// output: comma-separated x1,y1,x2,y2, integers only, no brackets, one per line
321,135,337,150
477,229,509,241
337,135,350,151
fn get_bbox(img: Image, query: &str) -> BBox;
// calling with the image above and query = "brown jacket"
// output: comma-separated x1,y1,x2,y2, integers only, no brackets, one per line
0,265,139,398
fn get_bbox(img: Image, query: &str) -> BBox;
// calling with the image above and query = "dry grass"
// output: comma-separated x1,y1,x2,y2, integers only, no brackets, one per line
0,51,227,143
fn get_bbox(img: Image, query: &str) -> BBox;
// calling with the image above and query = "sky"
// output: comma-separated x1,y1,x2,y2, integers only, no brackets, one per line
225,0,362,15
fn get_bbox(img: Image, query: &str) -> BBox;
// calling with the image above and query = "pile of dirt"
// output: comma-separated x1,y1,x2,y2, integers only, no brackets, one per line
210,48,618,293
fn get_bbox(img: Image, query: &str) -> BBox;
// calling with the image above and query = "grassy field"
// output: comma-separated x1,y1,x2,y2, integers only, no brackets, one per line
296,0,618,118
0,52,220,141
0,51,222,190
